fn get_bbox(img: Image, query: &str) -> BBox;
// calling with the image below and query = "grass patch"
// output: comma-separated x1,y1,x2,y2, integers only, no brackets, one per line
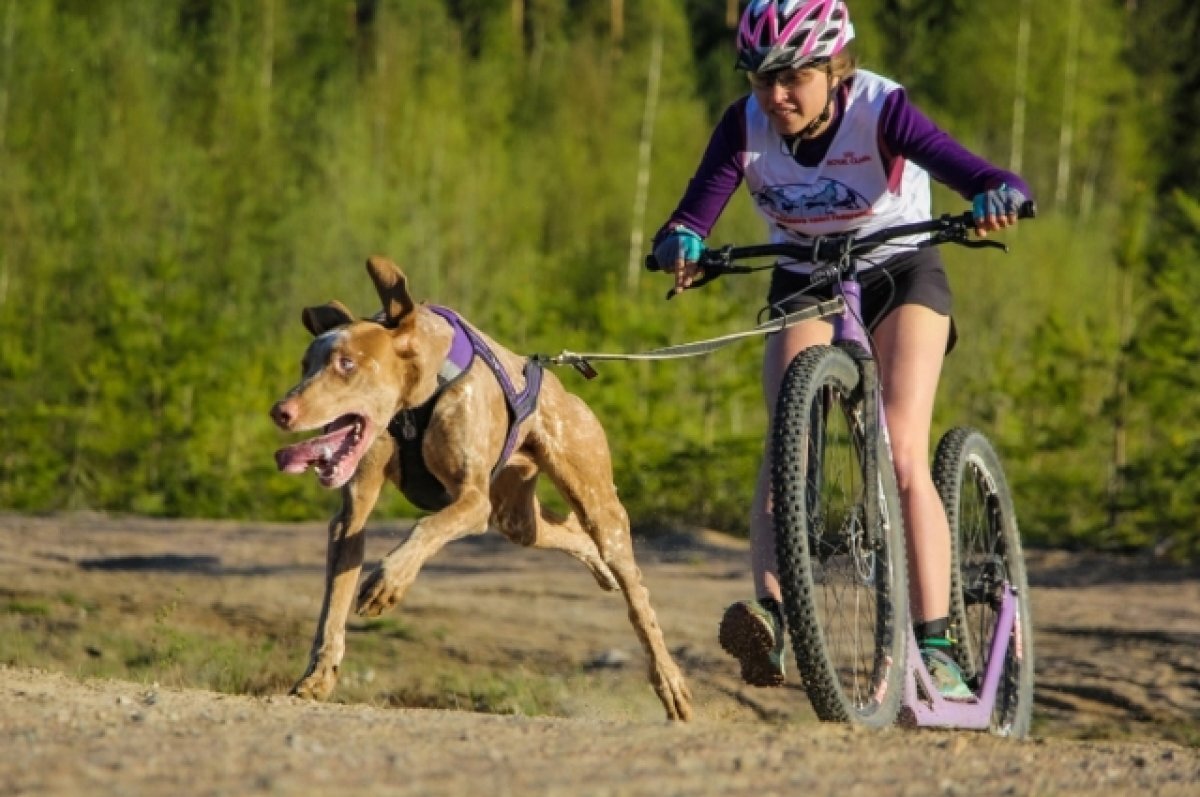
350,616,417,640
0,587,579,718
0,590,306,696
56,591,97,611
121,629,297,695
374,668,571,717
3,598,52,617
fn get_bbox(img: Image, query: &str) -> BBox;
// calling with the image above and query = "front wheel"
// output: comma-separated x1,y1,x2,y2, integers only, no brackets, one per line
772,345,908,728
933,427,1035,738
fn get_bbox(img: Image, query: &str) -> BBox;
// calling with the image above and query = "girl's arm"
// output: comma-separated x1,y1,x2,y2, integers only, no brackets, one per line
879,89,1032,200
653,98,750,246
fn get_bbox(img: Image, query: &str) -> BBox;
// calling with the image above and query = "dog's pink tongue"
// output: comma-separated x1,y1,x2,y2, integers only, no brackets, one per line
274,424,354,474
274,440,322,474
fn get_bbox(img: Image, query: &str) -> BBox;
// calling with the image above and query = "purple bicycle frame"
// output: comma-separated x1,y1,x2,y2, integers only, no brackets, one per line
832,279,1022,729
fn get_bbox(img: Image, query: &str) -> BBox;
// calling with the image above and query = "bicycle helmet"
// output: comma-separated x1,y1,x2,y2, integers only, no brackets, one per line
736,0,855,74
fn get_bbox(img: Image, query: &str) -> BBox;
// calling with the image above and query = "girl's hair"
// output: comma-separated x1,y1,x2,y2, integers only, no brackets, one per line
829,47,858,80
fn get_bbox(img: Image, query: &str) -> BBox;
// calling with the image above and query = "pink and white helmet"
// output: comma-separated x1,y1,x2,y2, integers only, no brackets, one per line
736,0,855,74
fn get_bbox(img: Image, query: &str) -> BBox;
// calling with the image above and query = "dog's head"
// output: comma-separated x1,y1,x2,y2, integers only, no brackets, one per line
269,257,439,489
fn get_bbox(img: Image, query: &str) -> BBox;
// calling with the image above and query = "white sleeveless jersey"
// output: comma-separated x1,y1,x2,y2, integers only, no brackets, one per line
742,69,931,272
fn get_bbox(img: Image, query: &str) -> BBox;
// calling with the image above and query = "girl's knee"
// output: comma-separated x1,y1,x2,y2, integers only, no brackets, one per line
890,449,931,495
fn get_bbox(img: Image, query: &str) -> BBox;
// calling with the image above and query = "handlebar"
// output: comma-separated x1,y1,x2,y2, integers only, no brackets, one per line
644,201,1037,293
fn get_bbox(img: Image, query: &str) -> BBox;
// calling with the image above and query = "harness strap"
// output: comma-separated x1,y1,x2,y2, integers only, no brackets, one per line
388,396,453,512
387,306,543,510
453,318,543,478
428,305,476,386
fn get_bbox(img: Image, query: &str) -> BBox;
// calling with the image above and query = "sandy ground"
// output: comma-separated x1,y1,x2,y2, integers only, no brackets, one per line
1,512,1197,796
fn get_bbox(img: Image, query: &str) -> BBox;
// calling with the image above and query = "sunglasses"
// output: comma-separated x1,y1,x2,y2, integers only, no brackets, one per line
745,60,829,92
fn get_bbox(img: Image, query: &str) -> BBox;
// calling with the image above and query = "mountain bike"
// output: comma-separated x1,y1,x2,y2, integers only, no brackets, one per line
651,204,1036,734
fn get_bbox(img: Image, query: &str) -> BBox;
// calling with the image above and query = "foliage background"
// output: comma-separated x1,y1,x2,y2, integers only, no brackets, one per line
1,0,1197,561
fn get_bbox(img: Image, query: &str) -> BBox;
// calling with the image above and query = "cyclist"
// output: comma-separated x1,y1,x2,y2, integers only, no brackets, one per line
652,0,1030,698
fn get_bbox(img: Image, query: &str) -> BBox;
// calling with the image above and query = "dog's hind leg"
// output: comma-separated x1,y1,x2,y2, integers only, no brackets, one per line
535,388,693,719
584,498,694,721
291,441,392,701
490,457,619,592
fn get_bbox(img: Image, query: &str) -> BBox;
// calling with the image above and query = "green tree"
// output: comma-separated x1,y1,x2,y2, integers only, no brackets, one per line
1117,193,1200,560
0,0,1196,561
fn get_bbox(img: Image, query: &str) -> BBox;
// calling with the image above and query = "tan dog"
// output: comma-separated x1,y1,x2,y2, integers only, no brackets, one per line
269,257,692,720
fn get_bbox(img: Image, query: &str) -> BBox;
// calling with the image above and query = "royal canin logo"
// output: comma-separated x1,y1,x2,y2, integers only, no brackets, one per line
826,151,872,167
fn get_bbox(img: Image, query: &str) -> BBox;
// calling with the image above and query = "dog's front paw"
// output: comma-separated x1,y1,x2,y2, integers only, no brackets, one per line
356,566,404,617
290,666,338,701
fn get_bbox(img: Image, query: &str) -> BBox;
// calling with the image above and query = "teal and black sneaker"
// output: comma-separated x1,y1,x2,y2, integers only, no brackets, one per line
920,640,974,701
718,599,787,687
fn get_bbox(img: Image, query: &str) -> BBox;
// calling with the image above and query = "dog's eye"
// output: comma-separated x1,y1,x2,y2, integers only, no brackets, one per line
337,355,356,374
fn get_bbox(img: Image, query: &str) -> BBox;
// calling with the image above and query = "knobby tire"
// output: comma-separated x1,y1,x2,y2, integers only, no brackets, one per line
772,345,908,728
933,427,1035,738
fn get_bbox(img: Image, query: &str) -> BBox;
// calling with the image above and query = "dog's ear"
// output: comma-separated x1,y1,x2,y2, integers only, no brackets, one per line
366,256,415,328
301,301,355,337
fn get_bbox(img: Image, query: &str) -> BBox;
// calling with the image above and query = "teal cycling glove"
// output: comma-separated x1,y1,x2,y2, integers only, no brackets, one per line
653,225,705,270
972,184,1027,223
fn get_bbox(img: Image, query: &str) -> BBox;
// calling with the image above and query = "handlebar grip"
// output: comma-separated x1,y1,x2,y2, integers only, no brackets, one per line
1017,200,1037,220
644,253,662,272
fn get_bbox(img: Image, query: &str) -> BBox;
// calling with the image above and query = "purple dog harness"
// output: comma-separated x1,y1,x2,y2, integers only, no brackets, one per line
386,305,543,511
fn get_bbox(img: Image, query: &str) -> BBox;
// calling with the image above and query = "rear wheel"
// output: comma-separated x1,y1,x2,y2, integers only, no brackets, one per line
933,427,1034,738
772,345,908,728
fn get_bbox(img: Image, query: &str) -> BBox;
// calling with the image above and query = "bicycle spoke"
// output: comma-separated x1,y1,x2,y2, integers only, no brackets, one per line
806,386,882,708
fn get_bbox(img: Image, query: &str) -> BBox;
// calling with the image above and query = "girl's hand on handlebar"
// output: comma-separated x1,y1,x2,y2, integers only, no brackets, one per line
972,184,1027,237
653,225,706,296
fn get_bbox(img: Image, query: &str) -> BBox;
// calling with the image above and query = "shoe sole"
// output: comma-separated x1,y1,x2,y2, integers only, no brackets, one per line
718,603,785,688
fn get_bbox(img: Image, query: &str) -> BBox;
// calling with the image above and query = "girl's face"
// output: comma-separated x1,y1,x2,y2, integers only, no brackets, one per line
748,66,833,137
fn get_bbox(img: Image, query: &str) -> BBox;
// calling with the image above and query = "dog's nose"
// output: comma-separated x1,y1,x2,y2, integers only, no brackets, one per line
270,400,294,429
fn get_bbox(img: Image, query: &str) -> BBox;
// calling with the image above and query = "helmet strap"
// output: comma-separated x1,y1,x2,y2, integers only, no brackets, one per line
790,65,838,145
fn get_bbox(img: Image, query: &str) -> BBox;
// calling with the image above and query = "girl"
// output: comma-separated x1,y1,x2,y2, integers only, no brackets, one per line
652,0,1029,696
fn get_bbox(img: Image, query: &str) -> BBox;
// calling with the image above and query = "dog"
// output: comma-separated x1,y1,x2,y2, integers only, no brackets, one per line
269,257,692,721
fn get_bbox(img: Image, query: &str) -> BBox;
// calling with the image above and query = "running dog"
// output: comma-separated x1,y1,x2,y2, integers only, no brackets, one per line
269,257,692,720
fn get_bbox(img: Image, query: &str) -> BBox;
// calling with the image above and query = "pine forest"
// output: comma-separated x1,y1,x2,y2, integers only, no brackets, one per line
2,0,1199,562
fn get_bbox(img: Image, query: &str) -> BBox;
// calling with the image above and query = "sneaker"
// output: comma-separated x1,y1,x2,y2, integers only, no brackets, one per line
920,647,974,700
718,599,787,687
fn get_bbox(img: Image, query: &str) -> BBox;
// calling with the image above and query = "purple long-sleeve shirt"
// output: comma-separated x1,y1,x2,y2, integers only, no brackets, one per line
656,77,1030,243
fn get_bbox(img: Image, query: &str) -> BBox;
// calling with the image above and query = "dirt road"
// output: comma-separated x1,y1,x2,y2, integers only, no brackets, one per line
1,513,1197,795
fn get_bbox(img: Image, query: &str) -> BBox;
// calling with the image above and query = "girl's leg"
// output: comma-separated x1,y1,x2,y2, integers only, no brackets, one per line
875,304,972,699
750,319,833,601
722,318,833,686
870,304,952,624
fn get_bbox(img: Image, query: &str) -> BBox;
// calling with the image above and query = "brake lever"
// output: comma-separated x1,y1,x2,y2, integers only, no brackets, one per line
667,269,723,299
929,224,1010,253
665,246,734,300
957,238,1009,252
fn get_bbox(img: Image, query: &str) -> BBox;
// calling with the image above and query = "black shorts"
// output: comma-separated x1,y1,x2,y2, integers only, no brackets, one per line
766,247,957,351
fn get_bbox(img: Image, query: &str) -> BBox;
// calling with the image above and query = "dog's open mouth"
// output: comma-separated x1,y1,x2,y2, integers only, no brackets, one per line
274,414,373,489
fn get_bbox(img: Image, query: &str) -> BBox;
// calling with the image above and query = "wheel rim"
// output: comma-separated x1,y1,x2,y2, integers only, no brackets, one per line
805,385,889,713
956,453,1021,731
